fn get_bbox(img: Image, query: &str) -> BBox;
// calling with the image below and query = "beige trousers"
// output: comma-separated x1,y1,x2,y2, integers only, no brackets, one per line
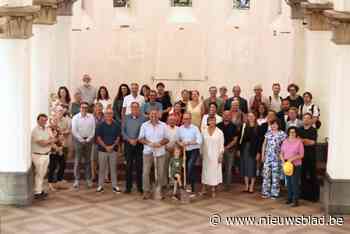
32,154,50,194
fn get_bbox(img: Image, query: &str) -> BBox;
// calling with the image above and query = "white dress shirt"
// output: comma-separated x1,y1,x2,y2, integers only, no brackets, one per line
72,113,96,142
176,124,203,151
269,95,282,112
138,121,168,157
123,94,145,115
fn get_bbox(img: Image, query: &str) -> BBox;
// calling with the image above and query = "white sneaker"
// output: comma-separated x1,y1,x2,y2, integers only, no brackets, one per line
73,181,79,190
112,187,121,193
96,186,104,192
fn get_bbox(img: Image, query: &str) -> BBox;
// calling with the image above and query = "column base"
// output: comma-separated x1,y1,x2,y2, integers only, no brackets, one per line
0,167,33,206
322,172,350,215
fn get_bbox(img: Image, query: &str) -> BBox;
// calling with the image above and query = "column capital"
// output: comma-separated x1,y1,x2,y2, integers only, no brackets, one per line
301,1,333,31
0,6,40,39
324,10,350,45
57,0,78,16
286,0,307,20
33,0,58,25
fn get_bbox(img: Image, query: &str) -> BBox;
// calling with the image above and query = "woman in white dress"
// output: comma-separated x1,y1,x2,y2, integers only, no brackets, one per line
200,102,222,132
201,116,225,198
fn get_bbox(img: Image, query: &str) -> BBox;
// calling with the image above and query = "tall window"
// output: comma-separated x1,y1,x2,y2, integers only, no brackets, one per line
113,0,129,8
233,0,250,9
171,0,192,7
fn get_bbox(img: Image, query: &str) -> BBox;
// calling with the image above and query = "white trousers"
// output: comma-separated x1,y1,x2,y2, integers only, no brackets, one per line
32,154,50,194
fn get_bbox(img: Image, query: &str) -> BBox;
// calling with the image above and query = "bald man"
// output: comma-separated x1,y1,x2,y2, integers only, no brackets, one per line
217,111,239,190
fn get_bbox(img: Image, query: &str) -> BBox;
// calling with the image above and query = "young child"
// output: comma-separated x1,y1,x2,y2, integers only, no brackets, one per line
169,146,183,200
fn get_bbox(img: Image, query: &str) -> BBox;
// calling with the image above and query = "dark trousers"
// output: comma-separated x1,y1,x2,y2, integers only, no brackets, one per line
186,149,200,192
301,152,319,201
74,140,92,182
286,165,301,202
125,142,143,192
48,153,65,183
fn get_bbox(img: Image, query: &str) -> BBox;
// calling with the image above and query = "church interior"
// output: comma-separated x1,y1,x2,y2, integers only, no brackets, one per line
1,0,350,233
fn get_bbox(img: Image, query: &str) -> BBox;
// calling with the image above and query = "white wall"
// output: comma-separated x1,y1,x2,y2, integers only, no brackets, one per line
69,0,298,100
67,0,334,139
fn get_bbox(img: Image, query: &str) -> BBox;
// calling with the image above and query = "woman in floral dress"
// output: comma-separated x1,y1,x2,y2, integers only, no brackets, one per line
261,120,287,199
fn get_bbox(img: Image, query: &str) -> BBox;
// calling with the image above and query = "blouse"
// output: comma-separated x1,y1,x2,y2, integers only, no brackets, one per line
264,130,287,160
186,101,202,128
281,138,304,166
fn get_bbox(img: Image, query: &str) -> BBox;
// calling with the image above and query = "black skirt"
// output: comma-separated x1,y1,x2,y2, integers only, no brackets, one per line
240,143,256,178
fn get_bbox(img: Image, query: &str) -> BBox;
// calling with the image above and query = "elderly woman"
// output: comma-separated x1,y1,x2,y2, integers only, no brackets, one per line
230,99,246,130
201,116,225,198
280,127,304,207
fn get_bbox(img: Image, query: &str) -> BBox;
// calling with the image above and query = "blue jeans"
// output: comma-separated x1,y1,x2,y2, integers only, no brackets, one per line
186,149,200,192
286,165,301,202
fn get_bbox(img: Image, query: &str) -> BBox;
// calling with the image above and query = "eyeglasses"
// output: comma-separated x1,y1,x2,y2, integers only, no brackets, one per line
81,106,88,109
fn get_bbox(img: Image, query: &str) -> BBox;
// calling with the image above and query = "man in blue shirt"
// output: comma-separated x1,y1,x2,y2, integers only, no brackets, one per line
176,112,202,194
96,107,121,193
122,102,147,194
141,90,163,118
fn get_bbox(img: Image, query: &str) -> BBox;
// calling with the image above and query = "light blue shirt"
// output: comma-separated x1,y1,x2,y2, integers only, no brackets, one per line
176,124,202,151
138,120,168,157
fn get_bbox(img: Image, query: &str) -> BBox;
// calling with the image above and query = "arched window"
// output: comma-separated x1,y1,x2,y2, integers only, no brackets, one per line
234,0,250,9
113,0,129,8
171,0,192,7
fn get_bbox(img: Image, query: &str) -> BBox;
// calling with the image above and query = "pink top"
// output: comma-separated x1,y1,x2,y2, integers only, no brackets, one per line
281,138,304,166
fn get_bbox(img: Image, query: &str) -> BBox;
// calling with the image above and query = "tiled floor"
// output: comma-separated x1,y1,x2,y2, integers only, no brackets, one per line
1,182,349,234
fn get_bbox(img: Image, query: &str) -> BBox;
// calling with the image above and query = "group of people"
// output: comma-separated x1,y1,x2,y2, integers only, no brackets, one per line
31,74,321,207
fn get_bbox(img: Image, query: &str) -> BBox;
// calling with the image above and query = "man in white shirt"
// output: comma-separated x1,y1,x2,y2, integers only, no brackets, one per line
300,92,320,128
269,83,283,112
176,113,202,193
139,109,169,199
31,114,54,199
122,83,145,118
72,102,96,189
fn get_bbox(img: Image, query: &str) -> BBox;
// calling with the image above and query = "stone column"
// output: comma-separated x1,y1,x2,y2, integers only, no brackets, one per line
0,3,40,205
286,0,307,87
301,1,333,140
323,7,350,215
50,0,77,93
30,0,57,127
